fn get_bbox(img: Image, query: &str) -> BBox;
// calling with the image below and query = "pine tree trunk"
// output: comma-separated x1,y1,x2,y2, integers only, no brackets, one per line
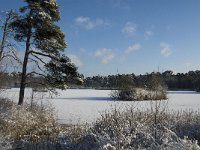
18,46,30,105
18,11,32,105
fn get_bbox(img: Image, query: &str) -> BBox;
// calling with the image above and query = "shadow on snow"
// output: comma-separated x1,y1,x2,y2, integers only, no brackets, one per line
52,97,112,101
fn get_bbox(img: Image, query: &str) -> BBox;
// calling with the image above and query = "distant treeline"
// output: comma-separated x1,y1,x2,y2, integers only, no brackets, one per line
83,70,200,91
0,71,81,89
1,70,200,91
0,72,43,88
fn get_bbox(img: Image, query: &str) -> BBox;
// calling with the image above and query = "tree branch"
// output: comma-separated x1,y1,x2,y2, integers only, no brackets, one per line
28,57,45,73
25,81,57,94
29,50,58,61
1,53,22,65
26,71,46,78
30,53,47,65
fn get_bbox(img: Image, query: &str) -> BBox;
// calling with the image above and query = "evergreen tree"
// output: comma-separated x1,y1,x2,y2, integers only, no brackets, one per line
10,0,81,105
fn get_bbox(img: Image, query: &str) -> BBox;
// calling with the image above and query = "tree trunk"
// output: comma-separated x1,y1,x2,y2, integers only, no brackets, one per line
18,11,32,105
18,45,30,105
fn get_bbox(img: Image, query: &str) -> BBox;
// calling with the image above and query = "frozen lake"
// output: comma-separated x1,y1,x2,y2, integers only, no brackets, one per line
1,88,200,124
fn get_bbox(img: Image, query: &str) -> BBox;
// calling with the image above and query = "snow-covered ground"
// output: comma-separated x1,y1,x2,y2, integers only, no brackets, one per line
1,88,200,124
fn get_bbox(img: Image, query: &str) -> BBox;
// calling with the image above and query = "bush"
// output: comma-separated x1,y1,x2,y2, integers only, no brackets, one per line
0,97,88,149
1,98,200,150
90,108,200,150
111,87,167,101
111,72,167,101
0,98,62,149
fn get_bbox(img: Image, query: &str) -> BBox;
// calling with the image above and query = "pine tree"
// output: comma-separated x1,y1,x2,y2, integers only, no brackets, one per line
10,0,81,105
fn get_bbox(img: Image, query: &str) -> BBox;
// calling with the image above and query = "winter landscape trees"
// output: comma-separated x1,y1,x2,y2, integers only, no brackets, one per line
9,0,81,105
1,0,200,149
111,72,167,101
83,70,200,91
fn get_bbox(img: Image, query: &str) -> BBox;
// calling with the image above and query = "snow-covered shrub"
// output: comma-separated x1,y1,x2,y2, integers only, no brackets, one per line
111,72,167,101
111,87,136,101
0,97,13,113
6,107,60,141
90,107,200,150
0,98,14,131
0,98,63,149
0,97,89,149
171,110,200,144
1,97,200,149
0,98,13,149
111,88,167,101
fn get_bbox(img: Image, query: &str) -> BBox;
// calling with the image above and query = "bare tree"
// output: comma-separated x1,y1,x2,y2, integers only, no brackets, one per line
0,10,19,62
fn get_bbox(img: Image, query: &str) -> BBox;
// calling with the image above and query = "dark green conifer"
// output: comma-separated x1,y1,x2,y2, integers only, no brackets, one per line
10,0,81,105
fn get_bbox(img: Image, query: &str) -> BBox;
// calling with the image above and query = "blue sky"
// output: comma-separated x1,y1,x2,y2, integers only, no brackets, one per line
1,0,200,76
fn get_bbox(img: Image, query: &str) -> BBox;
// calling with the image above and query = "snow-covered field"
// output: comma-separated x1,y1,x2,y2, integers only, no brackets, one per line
1,88,200,124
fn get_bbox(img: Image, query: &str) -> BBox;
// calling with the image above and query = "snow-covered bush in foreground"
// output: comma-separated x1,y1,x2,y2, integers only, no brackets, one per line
1,98,200,150
90,108,200,150
0,98,62,149
0,97,87,149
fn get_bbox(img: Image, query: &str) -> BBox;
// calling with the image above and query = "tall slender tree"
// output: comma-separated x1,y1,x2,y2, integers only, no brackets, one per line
10,0,81,105
0,10,18,62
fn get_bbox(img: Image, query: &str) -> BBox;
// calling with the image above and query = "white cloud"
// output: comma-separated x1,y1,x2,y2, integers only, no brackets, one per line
144,30,154,39
122,22,137,36
160,42,172,57
95,48,114,64
125,43,141,54
68,54,83,67
74,16,110,30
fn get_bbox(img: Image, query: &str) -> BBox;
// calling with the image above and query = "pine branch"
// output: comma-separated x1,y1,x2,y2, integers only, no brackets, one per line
29,50,58,61
28,57,45,73
1,53,22,65
30,53,47,65
26,71,46,78
25,81,57,94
